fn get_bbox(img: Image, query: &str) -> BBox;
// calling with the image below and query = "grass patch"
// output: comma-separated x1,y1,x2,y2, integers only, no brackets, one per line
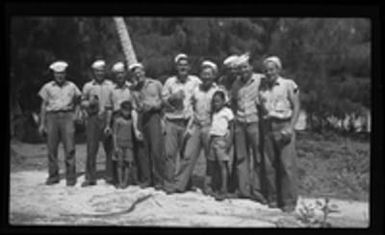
296,131,369,201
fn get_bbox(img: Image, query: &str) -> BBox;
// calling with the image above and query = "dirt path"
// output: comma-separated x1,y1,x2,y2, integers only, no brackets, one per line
9,171,368,227
9,141,369,227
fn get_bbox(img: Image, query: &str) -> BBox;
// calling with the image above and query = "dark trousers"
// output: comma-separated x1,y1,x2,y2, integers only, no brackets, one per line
134,138,150,186
261,119,298,208
85,114,113,183
234,121,264,199
140,111,165,186
46,112,76,183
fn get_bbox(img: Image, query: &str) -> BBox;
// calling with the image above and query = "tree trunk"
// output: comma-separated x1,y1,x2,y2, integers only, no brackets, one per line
113,17,138,68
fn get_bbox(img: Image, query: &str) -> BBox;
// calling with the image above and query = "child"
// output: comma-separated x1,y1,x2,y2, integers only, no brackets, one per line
208,90,234,201
112,100,137,189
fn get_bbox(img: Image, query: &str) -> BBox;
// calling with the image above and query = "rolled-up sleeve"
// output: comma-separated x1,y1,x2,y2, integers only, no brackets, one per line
288,80,299,100
73,84,82,98
38,84,49,101
161,78,173,102
81,83,90,101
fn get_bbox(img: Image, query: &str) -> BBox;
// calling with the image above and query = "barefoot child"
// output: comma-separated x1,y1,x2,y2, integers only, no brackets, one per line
209,90,234,201
112,100,137,189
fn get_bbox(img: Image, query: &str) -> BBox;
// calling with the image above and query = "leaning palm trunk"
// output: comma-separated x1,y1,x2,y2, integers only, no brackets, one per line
113,17,137,67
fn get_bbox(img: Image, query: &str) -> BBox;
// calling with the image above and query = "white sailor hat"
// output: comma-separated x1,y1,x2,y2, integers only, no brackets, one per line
112,62,125,73
234,53,250,66
201,60,218,74
128,63,144,72
174,53,188,64
49,61,68,72
263,56,282,70
91,60,106,70
223,55,239,68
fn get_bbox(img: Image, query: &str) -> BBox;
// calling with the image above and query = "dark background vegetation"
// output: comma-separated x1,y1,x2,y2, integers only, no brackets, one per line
9,17,371,201
10,17,370,136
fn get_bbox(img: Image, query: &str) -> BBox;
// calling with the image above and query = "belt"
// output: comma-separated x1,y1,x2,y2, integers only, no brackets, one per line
193,119,210,129
167,118,189,126
48,110,73,113
269,117,291,123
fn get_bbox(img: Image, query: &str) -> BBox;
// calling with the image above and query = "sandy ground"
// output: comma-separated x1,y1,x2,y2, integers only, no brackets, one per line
9,142,369,227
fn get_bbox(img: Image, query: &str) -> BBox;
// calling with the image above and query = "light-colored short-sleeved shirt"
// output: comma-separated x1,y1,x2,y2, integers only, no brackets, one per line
82,79,114,113
38,81,81,112
162,75,201,120
132,78,163,112
110,81,133,112
191,83,221,127
210,107,234,137
236,73,263,123
259,76,298,119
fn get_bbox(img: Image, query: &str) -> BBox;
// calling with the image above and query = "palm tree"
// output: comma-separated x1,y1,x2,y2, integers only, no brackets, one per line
113,17,138,68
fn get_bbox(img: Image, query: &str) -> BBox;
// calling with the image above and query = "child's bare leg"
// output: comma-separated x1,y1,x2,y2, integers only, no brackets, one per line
131,162,138,185
204,160,215,196
122,162,129,188
218,160,228,194
117,161,124,188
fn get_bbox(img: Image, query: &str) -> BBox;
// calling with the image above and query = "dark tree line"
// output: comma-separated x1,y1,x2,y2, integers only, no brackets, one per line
10,17,370,139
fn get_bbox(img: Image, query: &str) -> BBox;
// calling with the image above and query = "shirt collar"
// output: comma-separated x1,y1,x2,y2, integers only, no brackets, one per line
175,75,191,84
52,80,69,87
272,76,282,86
199,82,217,92
243,75,256,86
114,81,130,89
143,78,153,87
133,78,152,91
92,79,107,85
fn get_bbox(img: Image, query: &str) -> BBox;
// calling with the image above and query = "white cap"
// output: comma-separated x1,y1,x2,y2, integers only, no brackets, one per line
234,53,250,66
128,63,144,72
223,55,239,68
201,60,218,74
49,61,68,72
263,56,282,70
91,60,106,70
174,53,188,64
112,62,125,73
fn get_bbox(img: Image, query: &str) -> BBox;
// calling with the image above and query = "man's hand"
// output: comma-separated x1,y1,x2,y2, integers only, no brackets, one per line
262,112,272,120
161,119,166,135
81,100,90,109
182,129,192,140
114,147,123,156
169,90,185,107
263,111,282,120
173,90,185,99
104,126,112,136
183,123,195,139
135,130,144,141
282,125,294,136
142,102,152,112
38,124,46,136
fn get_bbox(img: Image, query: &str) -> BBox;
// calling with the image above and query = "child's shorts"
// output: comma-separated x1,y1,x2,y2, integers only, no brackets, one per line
210,136,230,162
113,147,134,163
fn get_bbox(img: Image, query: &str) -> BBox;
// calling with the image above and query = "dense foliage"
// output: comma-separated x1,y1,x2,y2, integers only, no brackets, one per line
10,17,370,130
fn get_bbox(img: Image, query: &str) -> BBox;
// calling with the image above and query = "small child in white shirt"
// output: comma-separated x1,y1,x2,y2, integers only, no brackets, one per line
209,90,234,201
